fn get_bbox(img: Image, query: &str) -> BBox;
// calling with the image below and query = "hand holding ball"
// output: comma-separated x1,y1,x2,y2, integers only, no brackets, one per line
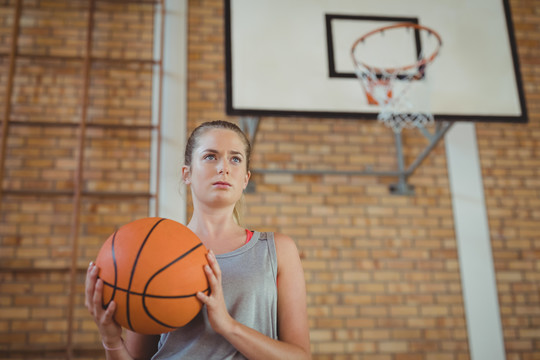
95,217,209,334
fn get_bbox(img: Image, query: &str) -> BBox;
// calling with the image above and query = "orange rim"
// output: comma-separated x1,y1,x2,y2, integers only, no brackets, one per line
351,23,442,77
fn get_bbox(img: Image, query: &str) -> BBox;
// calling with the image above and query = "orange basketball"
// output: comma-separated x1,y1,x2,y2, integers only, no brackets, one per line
95,217,209,334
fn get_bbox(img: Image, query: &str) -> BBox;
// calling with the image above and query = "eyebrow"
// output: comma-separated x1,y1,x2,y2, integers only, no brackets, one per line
202,149,244,157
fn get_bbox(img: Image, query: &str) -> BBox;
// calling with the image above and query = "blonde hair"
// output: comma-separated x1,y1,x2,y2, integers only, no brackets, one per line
184,121,251,225
233,193,245,226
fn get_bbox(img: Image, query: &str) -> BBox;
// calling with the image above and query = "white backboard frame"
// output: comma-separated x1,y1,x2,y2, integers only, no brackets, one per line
225,0,527,123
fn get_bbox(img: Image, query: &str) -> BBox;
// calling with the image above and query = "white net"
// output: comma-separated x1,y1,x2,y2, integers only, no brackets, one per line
357,68,434,133
351,23,442,133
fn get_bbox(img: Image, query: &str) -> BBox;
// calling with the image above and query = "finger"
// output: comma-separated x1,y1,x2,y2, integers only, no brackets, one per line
204,263,225,302
103,300,117,321
93,278,105,315
207,250,221,280
85,263,99,310
204,264,217,285
196,291,209,304
85,264,99,312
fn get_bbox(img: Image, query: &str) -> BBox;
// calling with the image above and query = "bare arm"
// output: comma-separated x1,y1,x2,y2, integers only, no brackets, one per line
124,331,160,360
197,235,311,359
85,263,159,360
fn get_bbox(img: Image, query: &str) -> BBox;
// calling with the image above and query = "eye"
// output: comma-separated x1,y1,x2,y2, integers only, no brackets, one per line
231,156,242,163
203,154,216,160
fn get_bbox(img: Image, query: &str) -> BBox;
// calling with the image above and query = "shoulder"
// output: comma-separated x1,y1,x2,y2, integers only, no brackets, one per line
272,232,301,273
273,232,298,255
273,232,295,244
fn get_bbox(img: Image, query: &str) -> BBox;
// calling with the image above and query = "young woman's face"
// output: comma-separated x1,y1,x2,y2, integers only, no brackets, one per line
184,128,250,208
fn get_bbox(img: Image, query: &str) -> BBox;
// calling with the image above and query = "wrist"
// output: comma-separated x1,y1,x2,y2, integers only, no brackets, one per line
225,316,240,337
215,314,237,336
102,337,124,351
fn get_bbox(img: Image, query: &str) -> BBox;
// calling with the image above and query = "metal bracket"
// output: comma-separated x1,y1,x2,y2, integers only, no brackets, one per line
390,121,454,195
239,117,260,193
239,117,260,147
390,130,416,195
242,116,454,195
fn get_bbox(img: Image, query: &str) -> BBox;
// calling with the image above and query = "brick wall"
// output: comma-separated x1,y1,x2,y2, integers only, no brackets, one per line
0,0,156,358
475,0,540,357
0,0,538,359
186,1,539,360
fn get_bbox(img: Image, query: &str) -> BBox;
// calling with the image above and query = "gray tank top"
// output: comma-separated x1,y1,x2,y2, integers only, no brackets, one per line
152,232,278,360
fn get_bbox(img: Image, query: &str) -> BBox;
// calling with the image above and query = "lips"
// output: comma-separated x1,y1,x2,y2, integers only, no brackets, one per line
213,181,231,187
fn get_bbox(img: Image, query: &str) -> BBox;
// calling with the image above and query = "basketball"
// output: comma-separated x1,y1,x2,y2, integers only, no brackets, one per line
95,217,210,335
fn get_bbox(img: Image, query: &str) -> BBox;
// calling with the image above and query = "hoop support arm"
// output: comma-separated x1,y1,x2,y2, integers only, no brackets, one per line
242,117,454,195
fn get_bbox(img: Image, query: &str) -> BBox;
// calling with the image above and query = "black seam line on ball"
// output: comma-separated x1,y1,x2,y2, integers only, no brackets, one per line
102,230,119,309
142,242,207,328
126,217,167,331
101,281,210,299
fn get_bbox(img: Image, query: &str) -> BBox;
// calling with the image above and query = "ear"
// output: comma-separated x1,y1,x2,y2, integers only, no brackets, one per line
243,170,251,190
182,166,191,185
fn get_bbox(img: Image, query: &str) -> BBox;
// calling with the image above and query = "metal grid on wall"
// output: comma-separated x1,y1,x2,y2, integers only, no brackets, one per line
0,0,164,358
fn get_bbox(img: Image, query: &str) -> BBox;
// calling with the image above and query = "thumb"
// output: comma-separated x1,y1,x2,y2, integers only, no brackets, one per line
104,300,117,319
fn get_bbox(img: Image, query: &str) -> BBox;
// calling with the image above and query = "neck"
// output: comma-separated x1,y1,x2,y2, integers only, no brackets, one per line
187,206,245,254
188,212,238,238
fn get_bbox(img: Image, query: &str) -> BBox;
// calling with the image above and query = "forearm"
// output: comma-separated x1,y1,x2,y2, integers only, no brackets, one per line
102,338,134,360
105,349,134,360
222,320,311,360
102,332,158,360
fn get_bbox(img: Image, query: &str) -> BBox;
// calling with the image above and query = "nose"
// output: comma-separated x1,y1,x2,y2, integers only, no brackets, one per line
218,159,229,174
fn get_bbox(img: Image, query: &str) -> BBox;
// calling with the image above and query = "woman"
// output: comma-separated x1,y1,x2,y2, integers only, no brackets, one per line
85,120,311,359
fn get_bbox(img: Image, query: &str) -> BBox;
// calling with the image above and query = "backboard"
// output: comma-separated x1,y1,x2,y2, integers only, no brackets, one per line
224,0,528,124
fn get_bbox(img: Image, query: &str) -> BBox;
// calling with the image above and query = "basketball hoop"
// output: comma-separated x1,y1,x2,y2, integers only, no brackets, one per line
351,23,442,133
